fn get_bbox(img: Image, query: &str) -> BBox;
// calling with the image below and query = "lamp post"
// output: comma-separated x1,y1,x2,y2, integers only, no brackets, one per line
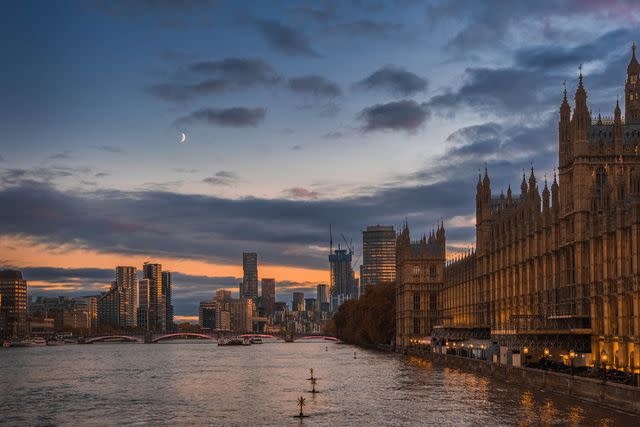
601,351,608,381
523,347,529,367
569,350,576,376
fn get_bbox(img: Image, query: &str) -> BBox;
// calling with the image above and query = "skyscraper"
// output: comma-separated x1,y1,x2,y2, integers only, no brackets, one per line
261,278,276,316
329,249,358,311
0,270,28,338
316,284,329,312
116,266,137,328
143,262,165,333
292,291,304,311
241,253,258,299
137,278,150,329
360,225,396,293
162,271,174,332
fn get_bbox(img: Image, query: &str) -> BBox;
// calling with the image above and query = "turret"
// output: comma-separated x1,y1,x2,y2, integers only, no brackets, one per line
626,42,640,124
551,171,559,215
559,82,572,168
614,97,623,152
520,172,528,198
506,184,513,207
572,66,591,143
542,176,550,211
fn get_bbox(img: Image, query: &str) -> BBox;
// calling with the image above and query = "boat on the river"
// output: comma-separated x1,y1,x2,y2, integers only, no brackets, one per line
249,337,263,344
11,337,46,347
218,337,252,346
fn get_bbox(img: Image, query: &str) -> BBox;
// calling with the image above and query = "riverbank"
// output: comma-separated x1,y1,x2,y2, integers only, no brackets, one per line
406,347,640,416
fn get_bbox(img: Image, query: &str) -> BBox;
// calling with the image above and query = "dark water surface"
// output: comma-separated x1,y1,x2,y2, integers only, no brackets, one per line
1,341,638,426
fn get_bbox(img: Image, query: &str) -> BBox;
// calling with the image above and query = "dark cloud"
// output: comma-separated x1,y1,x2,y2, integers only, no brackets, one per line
257,20,319,57
203,171,239,186
293,1,338,24
426,67,552,116
355,65,427,96
288,75,341,97
148,57,279,102
291,145,303,151
283,187,320,200
0,176,477,272
0,166,92,186
514,29,635,72
359,100,430,132
189,58,280,86
146,80,230,102
176,107,266,128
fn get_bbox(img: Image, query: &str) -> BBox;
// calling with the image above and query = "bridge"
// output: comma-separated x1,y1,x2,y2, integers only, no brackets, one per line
82,332,337,344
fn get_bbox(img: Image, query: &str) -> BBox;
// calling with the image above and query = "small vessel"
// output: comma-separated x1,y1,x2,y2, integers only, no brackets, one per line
249,337,263,344
218,337,249,346
11,337,47,347
2,340,10,348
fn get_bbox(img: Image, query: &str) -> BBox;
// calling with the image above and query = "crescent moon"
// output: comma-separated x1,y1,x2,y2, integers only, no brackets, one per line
179,132,187,143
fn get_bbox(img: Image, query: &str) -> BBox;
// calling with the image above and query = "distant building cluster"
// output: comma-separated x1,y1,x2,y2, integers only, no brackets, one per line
198,253,338,336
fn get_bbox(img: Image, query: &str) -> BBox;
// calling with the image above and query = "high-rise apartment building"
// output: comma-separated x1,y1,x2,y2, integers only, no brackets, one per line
360,225,396,293
228,298,254,333
97,282,123,330
241,253,258,299
137,278,150,329
143,262,165,333
329,249,358,311
162,271,174,332
0,270,28,338
116,266,137,328
261,278,276,315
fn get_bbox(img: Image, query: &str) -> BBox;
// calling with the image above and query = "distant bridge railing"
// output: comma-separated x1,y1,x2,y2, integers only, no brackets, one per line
84,335,143,344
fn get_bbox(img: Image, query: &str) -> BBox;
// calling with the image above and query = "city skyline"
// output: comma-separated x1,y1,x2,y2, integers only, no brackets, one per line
2,1,640,321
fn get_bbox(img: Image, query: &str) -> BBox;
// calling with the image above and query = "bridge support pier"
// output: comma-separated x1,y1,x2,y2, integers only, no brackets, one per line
144,332,153,344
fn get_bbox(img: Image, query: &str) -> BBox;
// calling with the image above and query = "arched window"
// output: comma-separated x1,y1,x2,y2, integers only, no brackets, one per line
430,265,436,278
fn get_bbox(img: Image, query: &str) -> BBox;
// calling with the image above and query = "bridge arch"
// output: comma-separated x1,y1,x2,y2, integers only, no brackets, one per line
151,332,215,343
85,335,142,344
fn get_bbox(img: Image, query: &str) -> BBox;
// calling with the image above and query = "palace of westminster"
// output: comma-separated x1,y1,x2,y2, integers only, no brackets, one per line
396,43,640,373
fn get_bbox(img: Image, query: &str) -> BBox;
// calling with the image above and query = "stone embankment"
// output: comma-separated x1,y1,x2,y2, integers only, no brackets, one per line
406,348,640,416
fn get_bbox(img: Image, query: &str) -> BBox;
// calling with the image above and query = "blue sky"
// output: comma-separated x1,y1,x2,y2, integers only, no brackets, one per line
1,0,639,317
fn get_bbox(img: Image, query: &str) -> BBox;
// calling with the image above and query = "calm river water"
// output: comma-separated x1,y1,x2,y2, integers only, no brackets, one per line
1,341,638,426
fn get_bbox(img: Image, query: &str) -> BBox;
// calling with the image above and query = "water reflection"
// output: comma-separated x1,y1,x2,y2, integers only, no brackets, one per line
0,342,637,426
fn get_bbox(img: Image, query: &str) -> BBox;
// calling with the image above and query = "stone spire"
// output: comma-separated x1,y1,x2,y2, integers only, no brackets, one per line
559,81,572,168
626,42,640,124
520,171,528,197
573,65,591,141
542,175,550,211
551,169,559,212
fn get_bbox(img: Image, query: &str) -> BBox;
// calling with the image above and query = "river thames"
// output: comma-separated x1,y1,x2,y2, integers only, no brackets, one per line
1,341,638,426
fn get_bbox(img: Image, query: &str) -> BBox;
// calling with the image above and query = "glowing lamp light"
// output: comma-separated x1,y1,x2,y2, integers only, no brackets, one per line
569,350,576,359
523,346,529,354
543,348,550,357
601,352,609,363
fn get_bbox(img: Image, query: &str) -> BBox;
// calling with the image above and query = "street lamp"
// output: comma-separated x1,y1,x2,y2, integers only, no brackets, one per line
601,351,608,380
544,347,550,357
523,346,529,367
569,350,576,376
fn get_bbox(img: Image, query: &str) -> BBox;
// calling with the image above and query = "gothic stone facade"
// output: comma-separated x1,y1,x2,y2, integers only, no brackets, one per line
396,44,640,373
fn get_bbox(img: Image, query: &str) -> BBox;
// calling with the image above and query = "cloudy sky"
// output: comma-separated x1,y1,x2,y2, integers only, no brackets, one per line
2,0,639,319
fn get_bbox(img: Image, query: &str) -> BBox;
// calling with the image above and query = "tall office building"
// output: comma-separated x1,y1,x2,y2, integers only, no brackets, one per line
143,262,165,333
115,266,137,328
261,278,276,316
162,271,174,332
360,225,396,293
292,291,305,311
316,284,329,312
137,278,150,329
329,249,358,311
241,252,258,299
0,270,28,338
